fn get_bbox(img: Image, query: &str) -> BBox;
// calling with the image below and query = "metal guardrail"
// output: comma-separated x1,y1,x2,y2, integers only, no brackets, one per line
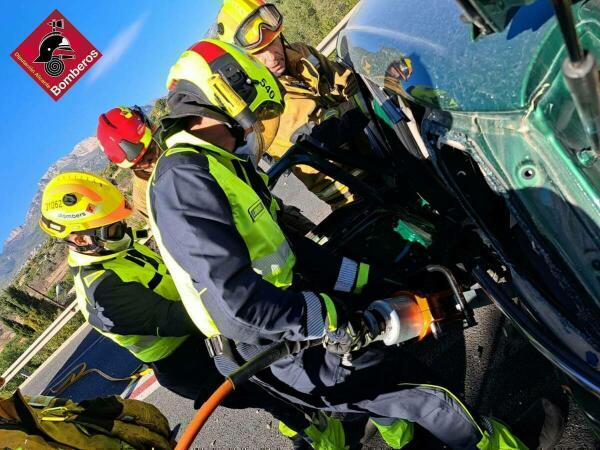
5,3,360,389
2,300,79,386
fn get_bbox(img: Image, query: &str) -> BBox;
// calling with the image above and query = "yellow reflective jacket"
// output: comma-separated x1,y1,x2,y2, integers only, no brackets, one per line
70,235,190,363
267,42,359,207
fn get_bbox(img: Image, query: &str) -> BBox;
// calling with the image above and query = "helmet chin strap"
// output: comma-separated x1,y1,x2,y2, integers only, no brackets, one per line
280,33,290,50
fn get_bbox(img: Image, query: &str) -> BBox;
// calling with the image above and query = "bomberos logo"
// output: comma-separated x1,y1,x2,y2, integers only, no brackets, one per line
11,9,102,101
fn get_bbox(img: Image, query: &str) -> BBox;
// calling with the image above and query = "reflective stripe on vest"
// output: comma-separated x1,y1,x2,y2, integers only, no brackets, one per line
148,133,296,338
70,242,188,363
252,241,293,276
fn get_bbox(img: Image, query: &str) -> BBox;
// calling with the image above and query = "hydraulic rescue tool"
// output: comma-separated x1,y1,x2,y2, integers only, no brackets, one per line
175,265,477,449
363,265,477,346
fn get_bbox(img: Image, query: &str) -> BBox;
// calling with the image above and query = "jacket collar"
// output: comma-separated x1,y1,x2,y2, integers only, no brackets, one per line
164,130,244,162
68,248,127,267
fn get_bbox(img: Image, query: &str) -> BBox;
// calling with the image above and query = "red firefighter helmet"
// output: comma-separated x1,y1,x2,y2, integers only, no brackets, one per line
97,106,153,168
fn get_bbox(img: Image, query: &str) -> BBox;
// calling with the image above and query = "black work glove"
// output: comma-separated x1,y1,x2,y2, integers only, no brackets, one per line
277,203,316,236
323,313,370,355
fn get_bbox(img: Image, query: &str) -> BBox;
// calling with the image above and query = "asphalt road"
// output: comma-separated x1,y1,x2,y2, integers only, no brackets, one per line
21,170,598,448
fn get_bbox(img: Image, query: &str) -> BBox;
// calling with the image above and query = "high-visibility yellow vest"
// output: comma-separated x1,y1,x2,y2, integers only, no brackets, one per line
70,241,188,363
147,131,296,338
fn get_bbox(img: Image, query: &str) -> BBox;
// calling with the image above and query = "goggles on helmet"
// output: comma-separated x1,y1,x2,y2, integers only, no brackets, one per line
77,220,128,241
234,4,283,51
64,221,129,254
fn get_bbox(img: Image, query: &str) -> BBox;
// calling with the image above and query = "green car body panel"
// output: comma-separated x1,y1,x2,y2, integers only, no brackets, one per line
339,0,600,429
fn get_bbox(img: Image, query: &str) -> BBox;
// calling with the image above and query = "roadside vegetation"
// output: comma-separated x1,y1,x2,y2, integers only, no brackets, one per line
272,0,358,46
0,313,84,395
0,0,359,393
0,282,86,394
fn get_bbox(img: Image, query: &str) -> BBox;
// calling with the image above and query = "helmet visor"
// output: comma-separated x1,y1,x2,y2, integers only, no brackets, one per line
117,118,153,168
255,100,284,121
234,4,283,50
258,115,280,155
118,140,147,167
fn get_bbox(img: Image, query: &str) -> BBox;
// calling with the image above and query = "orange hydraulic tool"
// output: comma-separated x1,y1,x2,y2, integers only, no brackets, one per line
175,265,476,448
362,265,477,346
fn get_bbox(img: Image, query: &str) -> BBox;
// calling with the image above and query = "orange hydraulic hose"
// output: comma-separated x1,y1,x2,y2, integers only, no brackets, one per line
174,379,235,450
175,341,318,449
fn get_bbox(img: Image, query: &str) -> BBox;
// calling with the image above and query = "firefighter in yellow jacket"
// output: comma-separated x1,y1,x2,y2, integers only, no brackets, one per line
215,0,362,208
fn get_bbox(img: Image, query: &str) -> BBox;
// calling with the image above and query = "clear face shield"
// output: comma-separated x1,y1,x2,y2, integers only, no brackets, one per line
258,115,280,157
235,115,280,167
251,93,283,161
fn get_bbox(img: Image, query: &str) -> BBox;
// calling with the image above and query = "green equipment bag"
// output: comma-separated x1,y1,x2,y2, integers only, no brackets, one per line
0,389,172,449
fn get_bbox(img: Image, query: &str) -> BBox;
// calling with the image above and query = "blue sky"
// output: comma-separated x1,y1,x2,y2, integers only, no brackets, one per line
1,0,221,251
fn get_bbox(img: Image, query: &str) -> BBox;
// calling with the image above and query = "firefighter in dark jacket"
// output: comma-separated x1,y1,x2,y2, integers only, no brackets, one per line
146,38,528,449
